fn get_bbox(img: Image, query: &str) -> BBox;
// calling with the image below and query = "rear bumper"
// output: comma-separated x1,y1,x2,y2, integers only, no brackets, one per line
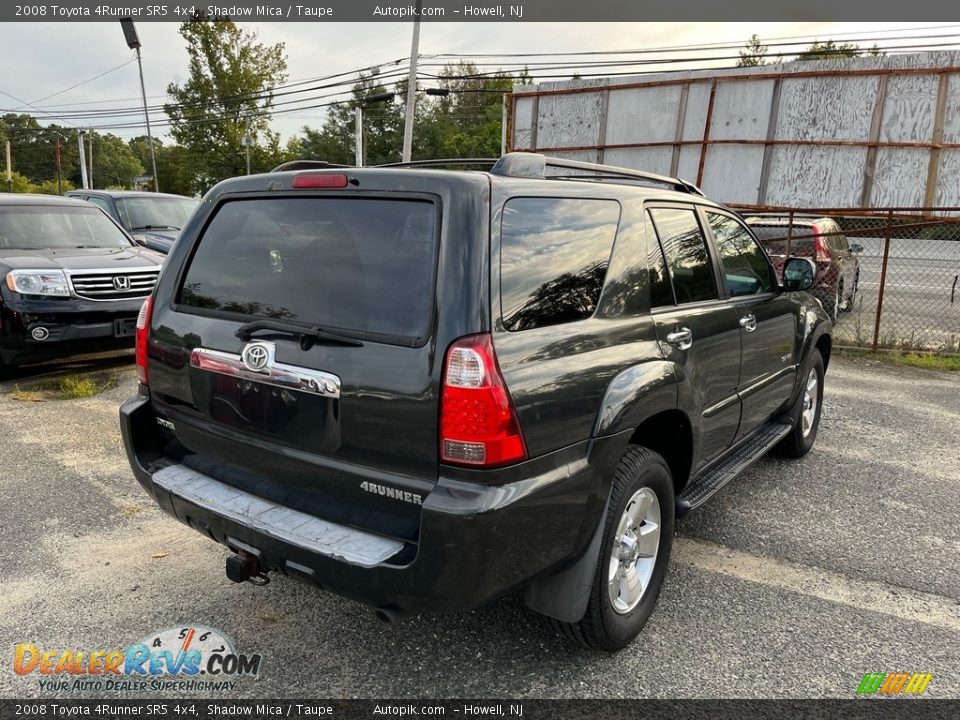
120,393,621,613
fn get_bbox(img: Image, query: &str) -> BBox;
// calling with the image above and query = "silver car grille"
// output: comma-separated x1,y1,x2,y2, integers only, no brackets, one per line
69,269,160,300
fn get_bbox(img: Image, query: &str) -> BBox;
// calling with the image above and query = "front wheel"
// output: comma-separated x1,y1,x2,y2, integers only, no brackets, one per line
556,446,674,651
777,350,825,458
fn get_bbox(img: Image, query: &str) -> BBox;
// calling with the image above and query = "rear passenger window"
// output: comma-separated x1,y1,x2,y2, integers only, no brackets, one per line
645,212,674,308
500,198,620,331
648,208,718,304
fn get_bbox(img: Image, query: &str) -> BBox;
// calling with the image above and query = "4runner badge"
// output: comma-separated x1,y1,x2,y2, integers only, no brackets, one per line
241,341,275,373
360,481,423,506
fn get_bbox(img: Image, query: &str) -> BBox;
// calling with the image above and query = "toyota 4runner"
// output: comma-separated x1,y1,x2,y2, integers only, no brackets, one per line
120,153,831,650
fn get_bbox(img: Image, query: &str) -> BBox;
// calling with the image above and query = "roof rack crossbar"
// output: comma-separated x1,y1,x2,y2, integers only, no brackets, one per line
374,158,498,169
271,160,353,172
490,152,704,196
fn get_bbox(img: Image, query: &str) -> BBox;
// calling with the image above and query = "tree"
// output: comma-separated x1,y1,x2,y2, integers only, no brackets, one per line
88,133,143,189
165,14,287,193
795,40,882,61
737,34,769,67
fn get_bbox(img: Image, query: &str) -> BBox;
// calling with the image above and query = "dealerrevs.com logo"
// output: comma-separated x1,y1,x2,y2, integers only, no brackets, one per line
14,625,262,693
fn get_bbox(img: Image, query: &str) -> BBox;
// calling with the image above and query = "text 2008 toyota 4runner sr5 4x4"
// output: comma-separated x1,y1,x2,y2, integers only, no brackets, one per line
120,154,831,650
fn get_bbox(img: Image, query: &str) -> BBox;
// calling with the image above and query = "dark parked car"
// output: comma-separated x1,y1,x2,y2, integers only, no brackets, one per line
746,216,862,323
0,194,163,374
120,154,832,650
65,190,198,254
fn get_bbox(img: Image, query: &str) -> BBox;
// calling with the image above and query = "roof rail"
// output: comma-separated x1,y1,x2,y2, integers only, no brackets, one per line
490,152,704,196
271,160,353,172
374,158,498,170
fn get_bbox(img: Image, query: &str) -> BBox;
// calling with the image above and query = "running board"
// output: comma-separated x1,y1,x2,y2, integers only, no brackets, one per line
676,421,792,517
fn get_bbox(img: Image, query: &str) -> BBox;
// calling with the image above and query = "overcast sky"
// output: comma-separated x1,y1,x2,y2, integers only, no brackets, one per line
0,21,953,142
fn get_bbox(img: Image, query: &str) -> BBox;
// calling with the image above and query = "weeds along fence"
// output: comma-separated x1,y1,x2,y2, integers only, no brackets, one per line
730,206,960,354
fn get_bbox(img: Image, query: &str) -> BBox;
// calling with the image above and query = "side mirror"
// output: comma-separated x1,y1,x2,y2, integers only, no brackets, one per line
782,257,816,291
850,243,864,253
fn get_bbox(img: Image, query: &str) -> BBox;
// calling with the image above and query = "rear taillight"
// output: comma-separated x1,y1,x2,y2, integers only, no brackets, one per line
813,228,831,263
440,333,527,467
135,295,153,385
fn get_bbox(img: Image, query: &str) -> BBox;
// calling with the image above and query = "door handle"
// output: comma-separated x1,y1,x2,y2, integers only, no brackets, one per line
739,314,757,332
665,327,693,350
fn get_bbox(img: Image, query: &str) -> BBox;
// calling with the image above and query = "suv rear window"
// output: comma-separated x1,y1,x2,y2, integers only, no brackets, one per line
500,198,620,331
179,197,437,345
749,224,815,257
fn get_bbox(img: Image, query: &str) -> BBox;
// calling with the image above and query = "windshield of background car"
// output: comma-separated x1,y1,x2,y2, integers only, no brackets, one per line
0,204,134,250
749,224,816,257
116,196,198,231
178,197,438,346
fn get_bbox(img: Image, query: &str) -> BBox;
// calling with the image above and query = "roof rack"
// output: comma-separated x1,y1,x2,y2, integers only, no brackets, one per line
490,152,704,196
374,158,498,170
271,160,353,172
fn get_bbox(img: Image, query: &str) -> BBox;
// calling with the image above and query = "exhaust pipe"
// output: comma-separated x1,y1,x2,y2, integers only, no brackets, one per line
374,606,411,625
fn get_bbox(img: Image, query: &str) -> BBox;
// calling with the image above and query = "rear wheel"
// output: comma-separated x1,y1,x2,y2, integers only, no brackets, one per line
777,350,825,458
555,446,674,651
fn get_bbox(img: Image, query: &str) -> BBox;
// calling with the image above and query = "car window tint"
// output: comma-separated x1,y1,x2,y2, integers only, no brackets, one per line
647,207,718,304
645,211,675,308
500,198,620,331
179,197,438,345
707,212,775,297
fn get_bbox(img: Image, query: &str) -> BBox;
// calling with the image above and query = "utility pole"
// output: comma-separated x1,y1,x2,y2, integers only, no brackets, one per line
55,136,62,195
120,19,159,192
401,0,423,163
5,139,11,193
354,106,363,167
244,128,252,175
88,133,94,189
78,130,88,189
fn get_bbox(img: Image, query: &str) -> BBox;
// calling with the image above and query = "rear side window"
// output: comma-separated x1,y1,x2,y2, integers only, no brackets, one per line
500,198,620,331
179,197,437,345
648,207,718,304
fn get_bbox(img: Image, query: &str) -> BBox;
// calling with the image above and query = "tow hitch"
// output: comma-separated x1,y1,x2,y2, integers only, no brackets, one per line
225,551,270,586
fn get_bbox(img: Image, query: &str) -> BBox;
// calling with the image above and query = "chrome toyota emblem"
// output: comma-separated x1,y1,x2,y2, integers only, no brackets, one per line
241,341,275,373
113,276,132,291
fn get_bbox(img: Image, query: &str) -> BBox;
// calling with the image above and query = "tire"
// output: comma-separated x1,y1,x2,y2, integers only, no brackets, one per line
555,446,675,651
776,350,825,459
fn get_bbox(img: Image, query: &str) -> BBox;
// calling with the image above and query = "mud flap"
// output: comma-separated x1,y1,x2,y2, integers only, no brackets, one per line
522,506,608,623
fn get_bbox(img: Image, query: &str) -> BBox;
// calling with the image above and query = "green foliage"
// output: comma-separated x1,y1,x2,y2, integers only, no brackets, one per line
795,40,883,61
165,14,288,193
89,133,144,189
290,62,524,167
737,34,769,67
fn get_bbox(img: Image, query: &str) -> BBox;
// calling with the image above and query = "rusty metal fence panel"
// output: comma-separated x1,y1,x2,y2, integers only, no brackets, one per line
732,206,960,353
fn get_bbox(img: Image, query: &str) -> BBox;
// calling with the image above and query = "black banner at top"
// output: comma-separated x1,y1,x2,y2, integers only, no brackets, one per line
1,700,959,720
2,0,959,22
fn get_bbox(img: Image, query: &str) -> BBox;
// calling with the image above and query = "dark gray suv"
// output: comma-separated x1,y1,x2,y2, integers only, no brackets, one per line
120,153,831,650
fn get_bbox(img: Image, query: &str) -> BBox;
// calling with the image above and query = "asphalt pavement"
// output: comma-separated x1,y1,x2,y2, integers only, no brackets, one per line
0,354,957,699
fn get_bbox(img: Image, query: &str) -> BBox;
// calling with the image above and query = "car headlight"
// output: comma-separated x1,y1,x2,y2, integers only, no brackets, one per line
5,270,70,297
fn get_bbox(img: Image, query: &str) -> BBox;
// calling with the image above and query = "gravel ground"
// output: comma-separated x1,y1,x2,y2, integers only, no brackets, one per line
0,354,957,699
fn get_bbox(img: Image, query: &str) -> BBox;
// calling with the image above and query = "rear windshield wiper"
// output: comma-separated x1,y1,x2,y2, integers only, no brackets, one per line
235,319,364,348
131,225,180,231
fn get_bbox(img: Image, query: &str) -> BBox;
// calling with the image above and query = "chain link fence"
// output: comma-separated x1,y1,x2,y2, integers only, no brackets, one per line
732,207,960,354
